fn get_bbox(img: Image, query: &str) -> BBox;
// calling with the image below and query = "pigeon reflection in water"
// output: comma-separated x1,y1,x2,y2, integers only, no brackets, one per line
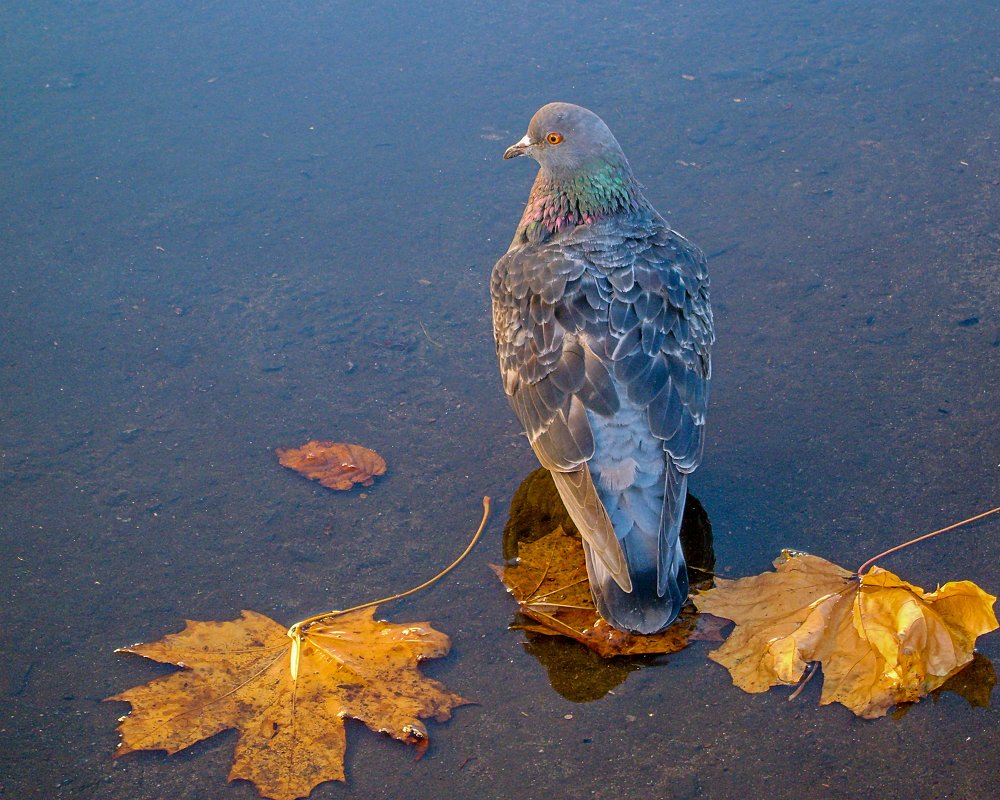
491,103,714,634
502,467,716,701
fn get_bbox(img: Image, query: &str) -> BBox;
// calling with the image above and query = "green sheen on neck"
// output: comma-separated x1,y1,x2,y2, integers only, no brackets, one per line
515,160,641,243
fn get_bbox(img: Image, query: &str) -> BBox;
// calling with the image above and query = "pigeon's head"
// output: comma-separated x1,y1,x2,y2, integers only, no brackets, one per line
503,102,629,178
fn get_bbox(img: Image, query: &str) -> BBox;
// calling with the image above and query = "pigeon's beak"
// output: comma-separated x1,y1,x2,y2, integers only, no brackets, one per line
503,134,532,160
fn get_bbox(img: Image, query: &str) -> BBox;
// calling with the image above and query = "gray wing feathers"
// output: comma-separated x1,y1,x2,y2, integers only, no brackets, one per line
492,213,712,607
492,247,623,467
658,468,688,596
551,466,631,592
492,244,630,583
605,229,711,476
514,391,593,472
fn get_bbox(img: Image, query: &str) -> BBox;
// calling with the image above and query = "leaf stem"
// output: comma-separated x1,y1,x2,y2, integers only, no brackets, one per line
856,505,1000,576
288,496,491,639
419,320,443,348
787,661,819,701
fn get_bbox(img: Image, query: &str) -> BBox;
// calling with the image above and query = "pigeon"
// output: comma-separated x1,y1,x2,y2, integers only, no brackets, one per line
491,103,714,634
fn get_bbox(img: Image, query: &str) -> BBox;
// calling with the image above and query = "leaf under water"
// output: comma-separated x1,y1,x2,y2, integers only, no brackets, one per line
276,441,386,490
493,526,726,658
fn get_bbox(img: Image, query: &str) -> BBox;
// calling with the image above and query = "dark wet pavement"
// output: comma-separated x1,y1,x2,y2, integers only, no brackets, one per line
2,2,998,798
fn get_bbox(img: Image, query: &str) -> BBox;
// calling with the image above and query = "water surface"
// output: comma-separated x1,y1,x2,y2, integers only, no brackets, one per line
2,2,998,799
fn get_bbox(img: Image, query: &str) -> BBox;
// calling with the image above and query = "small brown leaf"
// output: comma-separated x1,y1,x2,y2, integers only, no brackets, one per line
109,608,467,800
276,441,386,490
493,526,723,658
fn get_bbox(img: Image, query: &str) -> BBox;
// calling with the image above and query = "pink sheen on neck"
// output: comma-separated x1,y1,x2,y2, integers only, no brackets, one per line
517,168,632,238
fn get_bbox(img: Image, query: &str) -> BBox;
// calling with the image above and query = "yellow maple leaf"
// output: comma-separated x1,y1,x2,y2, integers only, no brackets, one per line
693,552,998,718
108,608,469,800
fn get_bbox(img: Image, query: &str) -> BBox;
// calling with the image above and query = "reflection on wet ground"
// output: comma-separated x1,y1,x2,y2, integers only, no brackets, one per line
500,468,717,701
501,469,997,710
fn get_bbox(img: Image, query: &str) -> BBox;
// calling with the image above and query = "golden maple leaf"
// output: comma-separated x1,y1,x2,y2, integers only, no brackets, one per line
693,551,999,718
108,608,469,800
493,526,725,658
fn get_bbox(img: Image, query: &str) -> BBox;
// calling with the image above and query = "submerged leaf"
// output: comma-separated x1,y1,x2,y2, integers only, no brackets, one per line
276,441,386,490
109,608,468,800
493,526,725,658
694,552,999,718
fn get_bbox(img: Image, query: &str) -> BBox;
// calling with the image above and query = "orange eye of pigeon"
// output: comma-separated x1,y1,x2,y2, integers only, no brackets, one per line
546,132,563,145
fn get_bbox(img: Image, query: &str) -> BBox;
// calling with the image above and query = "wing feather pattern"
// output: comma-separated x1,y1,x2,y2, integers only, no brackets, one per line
491,209,713,627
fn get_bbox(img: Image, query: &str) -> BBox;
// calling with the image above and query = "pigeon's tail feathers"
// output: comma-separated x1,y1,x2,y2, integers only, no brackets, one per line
584,534,687,635
584,468,689,635
550,466,631,593
658,468,688,597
